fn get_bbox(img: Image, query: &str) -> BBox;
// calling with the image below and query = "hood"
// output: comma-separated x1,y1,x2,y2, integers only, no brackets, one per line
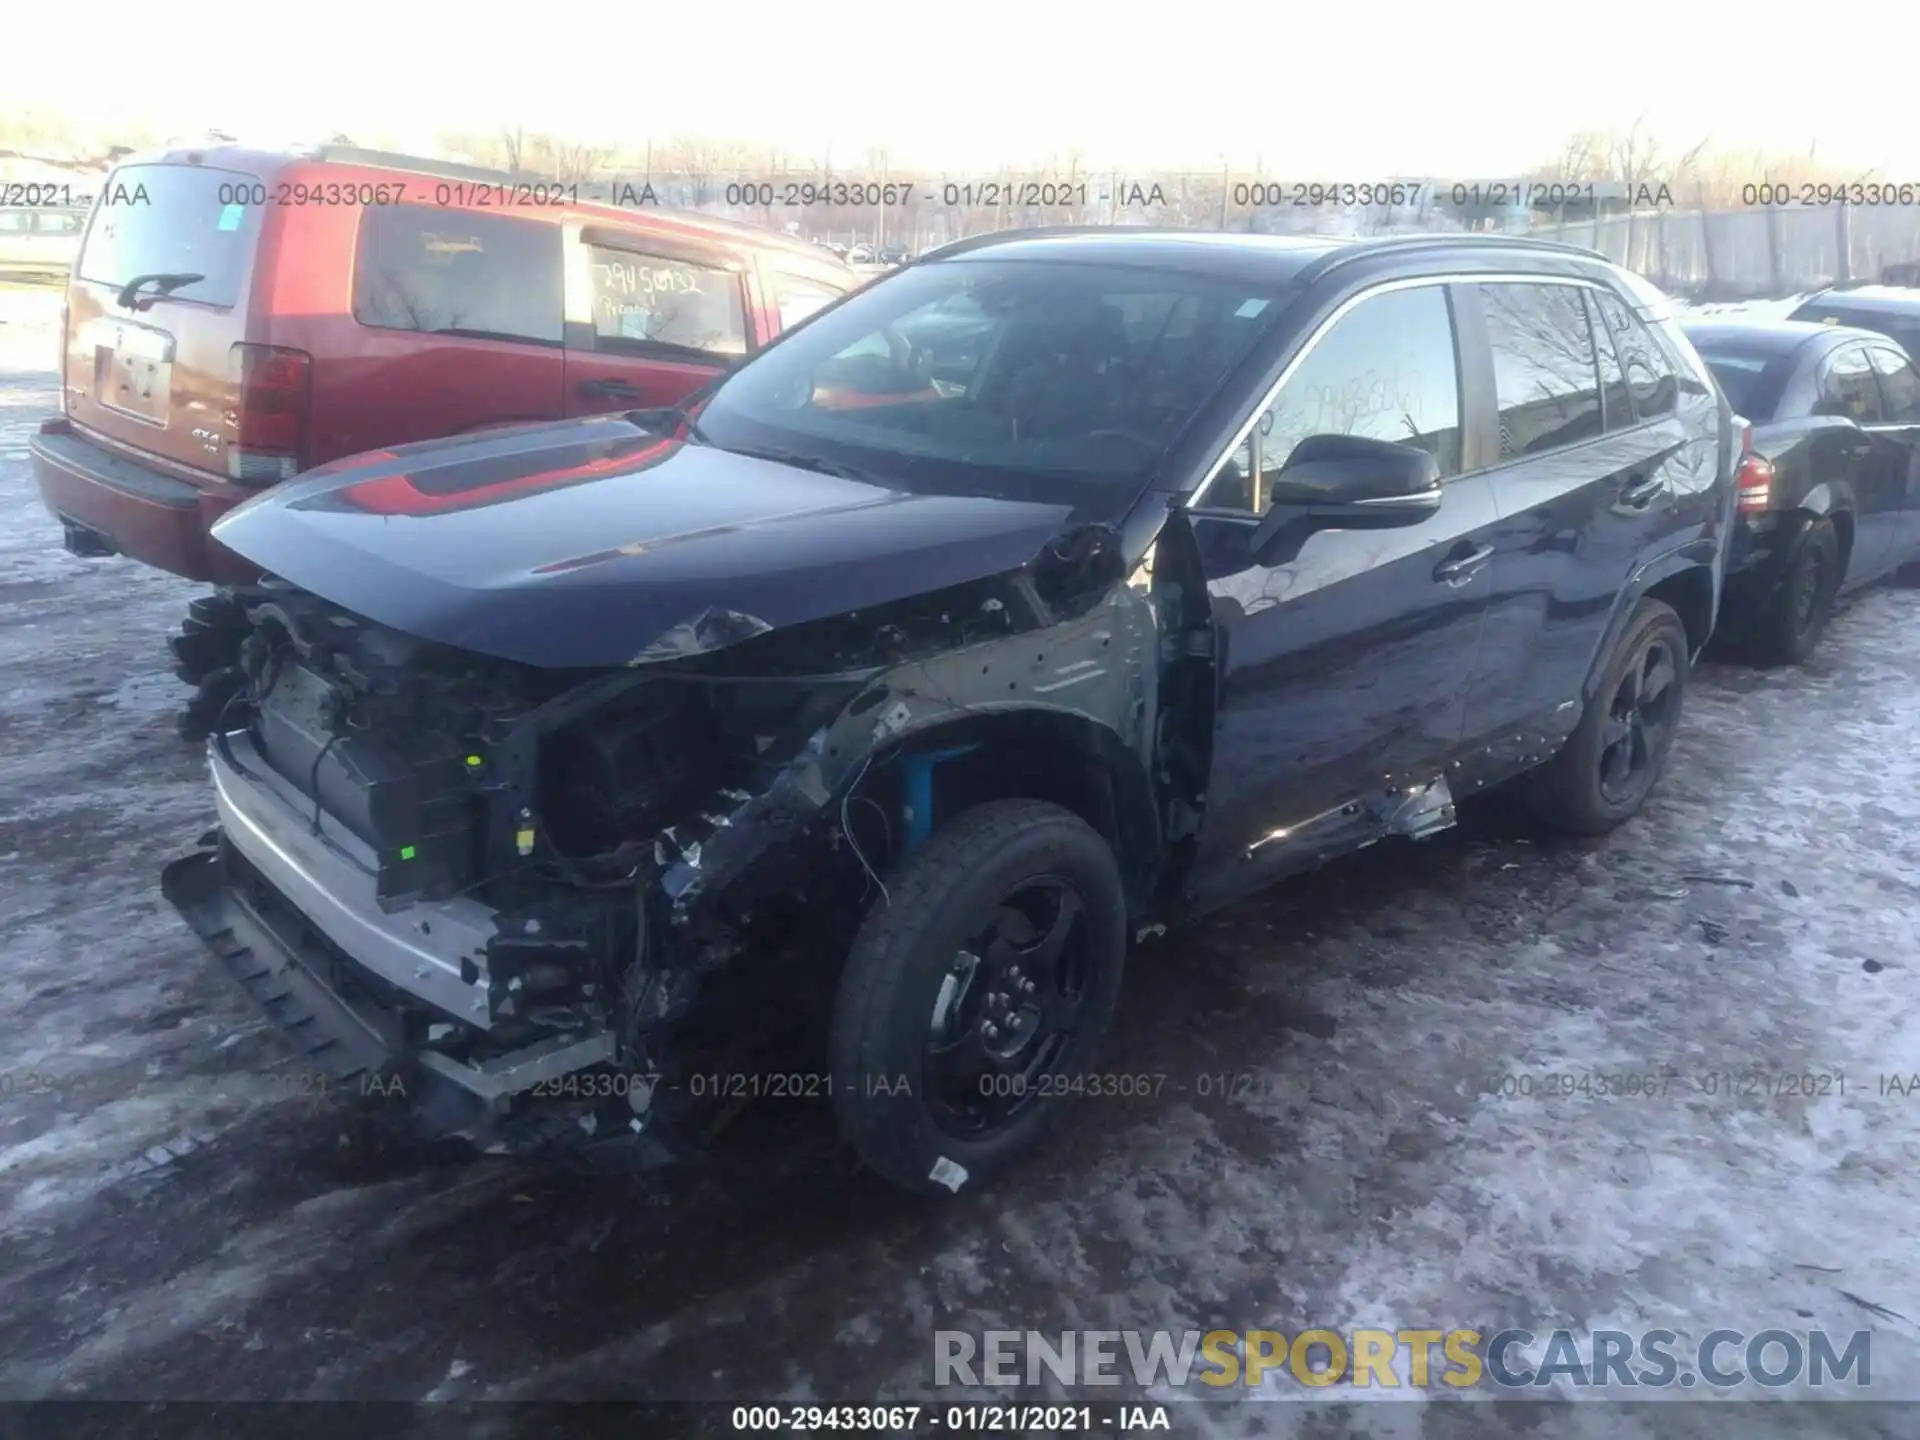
212,414,1079,668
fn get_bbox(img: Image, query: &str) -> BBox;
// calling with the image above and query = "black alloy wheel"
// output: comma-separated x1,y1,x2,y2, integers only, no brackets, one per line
1597,633,1681,808
1525,597,1690,836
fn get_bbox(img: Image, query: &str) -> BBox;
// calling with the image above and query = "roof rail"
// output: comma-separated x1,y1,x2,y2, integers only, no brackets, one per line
1294,231,1610,286
316,146,516,184
915,225,1614,273
915,225,1201,263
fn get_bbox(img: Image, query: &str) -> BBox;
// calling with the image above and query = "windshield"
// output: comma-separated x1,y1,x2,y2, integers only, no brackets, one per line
694,258,1287,506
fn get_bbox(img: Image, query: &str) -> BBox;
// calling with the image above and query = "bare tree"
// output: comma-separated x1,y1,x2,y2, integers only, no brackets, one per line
540,137,609,185
499,125,525,175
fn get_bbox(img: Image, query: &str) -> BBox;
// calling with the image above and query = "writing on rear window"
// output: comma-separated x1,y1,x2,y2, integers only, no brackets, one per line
587,248,746,358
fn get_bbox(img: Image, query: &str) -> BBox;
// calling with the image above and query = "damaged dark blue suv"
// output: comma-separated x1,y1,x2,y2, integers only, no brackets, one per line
163,229,1735,1194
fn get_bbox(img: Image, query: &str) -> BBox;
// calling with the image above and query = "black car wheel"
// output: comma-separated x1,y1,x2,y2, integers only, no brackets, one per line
1751,517,1840,666
1527,598,1689,836
830,799,1127,1196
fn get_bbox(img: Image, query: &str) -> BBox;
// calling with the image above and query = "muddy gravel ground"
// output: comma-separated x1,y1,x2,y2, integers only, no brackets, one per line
2,292,1918,1439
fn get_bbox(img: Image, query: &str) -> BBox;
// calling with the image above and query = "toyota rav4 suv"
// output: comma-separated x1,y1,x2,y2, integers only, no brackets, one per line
162,230,1734,1194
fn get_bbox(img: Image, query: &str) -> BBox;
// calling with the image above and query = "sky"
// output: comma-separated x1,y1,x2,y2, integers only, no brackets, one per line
9,0,1920,177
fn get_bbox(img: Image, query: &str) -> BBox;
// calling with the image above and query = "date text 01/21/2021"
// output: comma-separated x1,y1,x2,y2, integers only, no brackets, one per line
729,1404,1172,1432
717,181,1152,210
1486,1071,1848,1100
675,1072,1267,1102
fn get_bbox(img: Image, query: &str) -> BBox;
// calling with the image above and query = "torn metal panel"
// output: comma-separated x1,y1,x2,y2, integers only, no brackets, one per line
651,578,1163,920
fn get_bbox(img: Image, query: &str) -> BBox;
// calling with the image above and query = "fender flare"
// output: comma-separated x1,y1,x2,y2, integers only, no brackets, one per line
1578,540,1718,705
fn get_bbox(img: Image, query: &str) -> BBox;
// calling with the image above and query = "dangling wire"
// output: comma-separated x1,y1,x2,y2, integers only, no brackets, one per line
841,750,890,907
308,732,340,837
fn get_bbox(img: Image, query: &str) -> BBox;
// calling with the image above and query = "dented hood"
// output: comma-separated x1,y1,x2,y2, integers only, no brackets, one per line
211,415,1078,668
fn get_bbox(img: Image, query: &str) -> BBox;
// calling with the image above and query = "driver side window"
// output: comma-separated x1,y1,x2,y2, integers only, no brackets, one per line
1205,285,1463,513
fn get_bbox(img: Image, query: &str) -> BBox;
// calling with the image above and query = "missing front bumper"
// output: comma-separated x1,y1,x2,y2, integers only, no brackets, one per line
161,836,675,1163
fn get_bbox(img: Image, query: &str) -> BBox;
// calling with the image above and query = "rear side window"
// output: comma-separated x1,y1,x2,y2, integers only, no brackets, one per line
1816,345,1884,423
1868,346,1920,423
772,271,846,332
588,246,747,358
76,164,261,308
354,205,562,345
1480,282,1603,458
1593,292,1677,421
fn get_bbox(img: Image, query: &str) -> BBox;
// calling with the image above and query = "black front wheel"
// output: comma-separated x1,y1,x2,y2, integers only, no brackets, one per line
1527,598,1689,836
830,800,1128,1196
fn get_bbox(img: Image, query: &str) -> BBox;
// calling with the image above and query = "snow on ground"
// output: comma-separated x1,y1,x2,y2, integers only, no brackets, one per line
0,293,1917,1437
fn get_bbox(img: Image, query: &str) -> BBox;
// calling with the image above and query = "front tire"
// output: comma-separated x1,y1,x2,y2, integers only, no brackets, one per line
830,799,1128,1196
1527,598,1689,836
1750,517,1840,666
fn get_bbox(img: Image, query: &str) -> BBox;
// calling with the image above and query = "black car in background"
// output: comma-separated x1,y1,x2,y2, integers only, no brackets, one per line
1683,319,1920,662
162,230,1734,1194
1788,283,1920,360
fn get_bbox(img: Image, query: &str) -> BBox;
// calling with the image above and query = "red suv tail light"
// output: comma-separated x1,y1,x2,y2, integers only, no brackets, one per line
1733,420,1773,515
226,343,312,483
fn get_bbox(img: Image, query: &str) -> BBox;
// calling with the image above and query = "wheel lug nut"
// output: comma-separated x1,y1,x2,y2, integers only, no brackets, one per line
985,1023,999,1039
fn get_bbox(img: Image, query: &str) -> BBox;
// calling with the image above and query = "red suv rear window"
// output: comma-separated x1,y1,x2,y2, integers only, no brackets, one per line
76,163,261,309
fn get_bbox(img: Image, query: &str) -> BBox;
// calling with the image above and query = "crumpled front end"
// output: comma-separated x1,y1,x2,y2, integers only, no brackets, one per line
162,523,1176,1166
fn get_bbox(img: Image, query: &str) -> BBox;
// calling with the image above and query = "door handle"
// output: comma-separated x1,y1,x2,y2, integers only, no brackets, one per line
1620,473,1663,509
1433,543,1494,584
580,378,642,399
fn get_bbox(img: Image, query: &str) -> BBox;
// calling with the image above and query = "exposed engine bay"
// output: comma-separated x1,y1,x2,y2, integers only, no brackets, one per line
164,520,1201,1166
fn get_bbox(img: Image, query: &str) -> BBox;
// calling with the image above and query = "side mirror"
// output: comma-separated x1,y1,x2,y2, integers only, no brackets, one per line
1248,434,1441,566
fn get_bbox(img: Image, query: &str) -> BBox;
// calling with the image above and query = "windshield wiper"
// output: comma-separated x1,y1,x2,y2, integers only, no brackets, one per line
723,444,885,485
115,272,204,309
622,399,714,446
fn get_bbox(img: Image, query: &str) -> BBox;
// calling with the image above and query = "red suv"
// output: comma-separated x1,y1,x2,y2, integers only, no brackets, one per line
32,144,858,583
